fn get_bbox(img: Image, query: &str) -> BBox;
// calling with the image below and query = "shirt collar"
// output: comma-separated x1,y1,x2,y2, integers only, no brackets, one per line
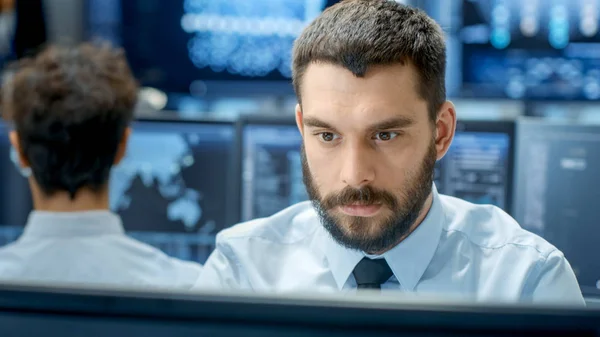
322,184,445,291
21,210,125,239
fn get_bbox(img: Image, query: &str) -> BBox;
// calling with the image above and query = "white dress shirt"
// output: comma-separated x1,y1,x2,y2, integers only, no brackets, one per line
194,186,585,305
0,210,202,289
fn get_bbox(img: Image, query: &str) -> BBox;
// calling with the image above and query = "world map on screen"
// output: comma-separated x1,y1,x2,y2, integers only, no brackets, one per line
109,131,203,231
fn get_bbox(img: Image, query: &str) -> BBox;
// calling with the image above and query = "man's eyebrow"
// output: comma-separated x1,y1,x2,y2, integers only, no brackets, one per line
302,117,334,129
302,116,415,132
367,117,415,132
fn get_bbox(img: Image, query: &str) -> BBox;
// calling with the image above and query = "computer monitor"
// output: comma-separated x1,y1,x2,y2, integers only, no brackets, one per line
0,119,236,264
238,117,304,222
109,119,237,263
84,0,341,96
513,118,600,298
0,283,598,336
435,120,515,214
0,121,32,246
239,117,515,221
461,0,600,101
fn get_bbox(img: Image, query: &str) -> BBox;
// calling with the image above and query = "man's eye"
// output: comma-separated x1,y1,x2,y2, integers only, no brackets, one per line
319,132,338,142
374,132,398,141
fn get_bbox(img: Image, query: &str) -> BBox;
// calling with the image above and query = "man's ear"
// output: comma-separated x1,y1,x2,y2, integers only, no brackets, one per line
295,103,304,138
434,101,457,161
113,127,131,166
8,130,29,168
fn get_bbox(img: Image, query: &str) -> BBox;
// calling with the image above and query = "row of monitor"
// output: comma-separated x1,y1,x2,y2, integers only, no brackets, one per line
0,117,598,296
84,0,600,101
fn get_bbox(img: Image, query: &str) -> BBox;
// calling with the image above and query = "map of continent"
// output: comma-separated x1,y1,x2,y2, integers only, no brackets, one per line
109,131,202,230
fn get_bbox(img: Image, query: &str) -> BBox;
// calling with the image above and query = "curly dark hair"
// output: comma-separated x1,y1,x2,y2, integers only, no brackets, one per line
1,43,138,198
292,0,447,121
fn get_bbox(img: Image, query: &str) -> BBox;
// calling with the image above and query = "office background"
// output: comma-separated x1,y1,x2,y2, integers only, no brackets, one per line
0,0,598,300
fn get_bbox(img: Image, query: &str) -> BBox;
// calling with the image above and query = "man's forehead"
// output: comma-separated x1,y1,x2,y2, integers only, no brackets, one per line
300,94,425,128
300,62,420,92
299,63,426,116
302,104,420,118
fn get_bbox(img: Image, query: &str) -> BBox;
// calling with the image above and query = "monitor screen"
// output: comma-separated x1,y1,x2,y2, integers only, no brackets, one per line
461,0,600,100
513,119,600,297
240,121,306,221
0,122,32,246
240,118,514,221
110,120,236,263
85,0,340,94
0,120,236,264
434,120,514,213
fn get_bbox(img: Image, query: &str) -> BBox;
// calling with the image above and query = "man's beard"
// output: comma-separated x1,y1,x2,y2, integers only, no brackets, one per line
302,140,437,254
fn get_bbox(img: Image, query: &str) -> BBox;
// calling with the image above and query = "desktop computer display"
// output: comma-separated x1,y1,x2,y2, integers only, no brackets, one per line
110,120,237,263
461,0,600,100
0,120,236,264
239,119,305,221
435,121,514,213
513,119,600,297
85,0,340,94
240,118,514,221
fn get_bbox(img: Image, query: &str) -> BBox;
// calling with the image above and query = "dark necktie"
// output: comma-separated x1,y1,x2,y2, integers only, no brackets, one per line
352,258,393,290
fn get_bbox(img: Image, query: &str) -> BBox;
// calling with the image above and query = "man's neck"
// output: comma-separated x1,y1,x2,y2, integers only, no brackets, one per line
31,183,110,213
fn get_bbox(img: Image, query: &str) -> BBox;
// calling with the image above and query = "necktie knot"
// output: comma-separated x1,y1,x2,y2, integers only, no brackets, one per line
352,258,393,290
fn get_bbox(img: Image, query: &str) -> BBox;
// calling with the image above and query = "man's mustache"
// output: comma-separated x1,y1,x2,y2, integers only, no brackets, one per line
320,185,398,210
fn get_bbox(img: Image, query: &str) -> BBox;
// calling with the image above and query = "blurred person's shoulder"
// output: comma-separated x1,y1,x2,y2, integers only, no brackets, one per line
0,234,203,289
114,236,204,289
0,240,29,277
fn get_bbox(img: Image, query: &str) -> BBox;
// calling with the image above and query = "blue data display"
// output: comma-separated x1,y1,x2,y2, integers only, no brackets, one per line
109,121,236,263
241,124,306,221
86,0,339,93
436,132,511,210
461,0,600,100
182,0,327,78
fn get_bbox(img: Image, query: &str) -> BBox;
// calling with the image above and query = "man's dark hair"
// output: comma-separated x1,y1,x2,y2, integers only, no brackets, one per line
1,43,138,198
292,0,446,121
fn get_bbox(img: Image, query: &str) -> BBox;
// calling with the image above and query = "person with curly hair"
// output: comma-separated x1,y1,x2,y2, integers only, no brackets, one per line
0,43,203,288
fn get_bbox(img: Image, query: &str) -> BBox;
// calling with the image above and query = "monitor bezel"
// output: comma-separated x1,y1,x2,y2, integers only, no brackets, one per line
0,282,597,336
